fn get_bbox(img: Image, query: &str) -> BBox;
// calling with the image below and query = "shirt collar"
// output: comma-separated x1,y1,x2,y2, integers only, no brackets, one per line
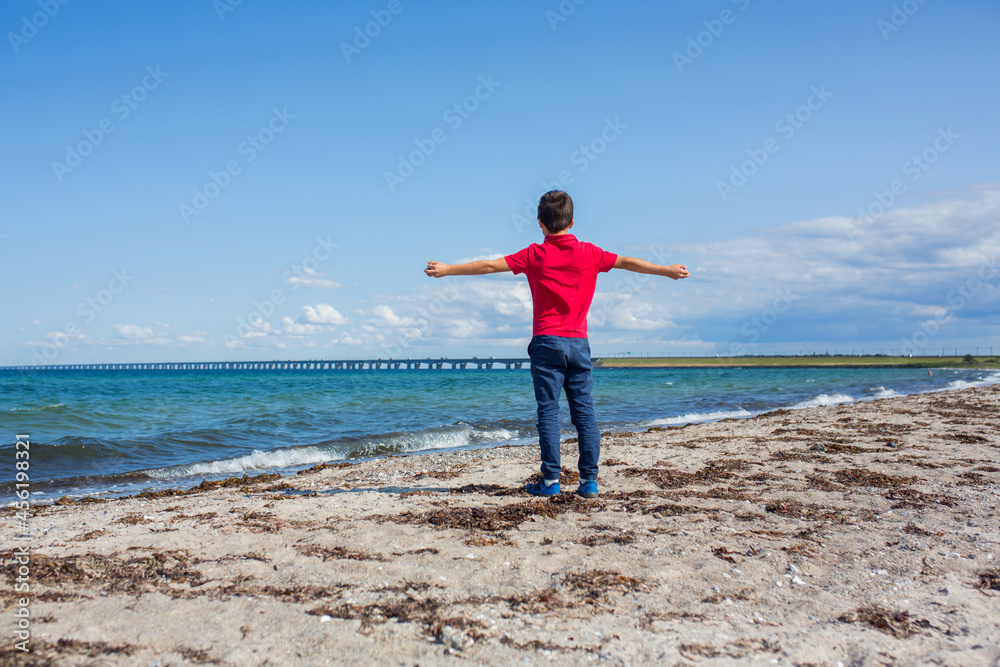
543,233,577,245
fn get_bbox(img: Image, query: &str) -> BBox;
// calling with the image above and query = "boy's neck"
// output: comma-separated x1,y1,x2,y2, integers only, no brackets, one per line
539,220,575,237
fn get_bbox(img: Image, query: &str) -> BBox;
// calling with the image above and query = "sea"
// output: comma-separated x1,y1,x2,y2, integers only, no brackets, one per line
3,366,999,502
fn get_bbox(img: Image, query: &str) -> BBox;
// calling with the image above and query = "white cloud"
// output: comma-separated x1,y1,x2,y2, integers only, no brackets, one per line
302,304,347,325
614,186,1000,349
281,317,321,335
455,252,505,264
115,324,153,339
287,268,341,289
370,304,416,328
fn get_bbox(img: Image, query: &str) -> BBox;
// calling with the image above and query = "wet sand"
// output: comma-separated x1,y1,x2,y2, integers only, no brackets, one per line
3,384,999,666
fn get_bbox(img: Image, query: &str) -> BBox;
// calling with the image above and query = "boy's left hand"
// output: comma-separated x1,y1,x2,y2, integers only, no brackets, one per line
424,261,450,277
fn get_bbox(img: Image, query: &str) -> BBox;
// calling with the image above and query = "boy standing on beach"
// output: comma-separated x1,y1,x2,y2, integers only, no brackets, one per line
424,191,689,498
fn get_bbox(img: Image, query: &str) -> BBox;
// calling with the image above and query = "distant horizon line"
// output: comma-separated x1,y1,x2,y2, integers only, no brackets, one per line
3,349,999,372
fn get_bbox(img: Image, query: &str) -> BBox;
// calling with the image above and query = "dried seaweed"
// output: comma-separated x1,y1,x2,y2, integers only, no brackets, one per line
885,489,957,508
957,471,991,486
15,550,204,595
838,606,921,638
53,496,108,506
0,638,142,666
939,433,989,444
234,510,310,533
644,502,710,517
562,569,644,599
295,544,388,562
449,483,508,495
622,459,746,489
69,529,109,541
764,499,843,522
386,496,590,534
579,531,637,546
976,569,1000,591
832,468,917,488
305,569,643,645
297,461,353,474
129,472,282,501
902,523,941,537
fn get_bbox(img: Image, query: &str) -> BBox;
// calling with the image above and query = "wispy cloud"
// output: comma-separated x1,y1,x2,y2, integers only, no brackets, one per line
287,268,340,289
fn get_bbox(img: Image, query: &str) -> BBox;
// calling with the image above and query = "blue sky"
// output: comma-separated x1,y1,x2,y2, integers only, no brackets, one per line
3,0,999,364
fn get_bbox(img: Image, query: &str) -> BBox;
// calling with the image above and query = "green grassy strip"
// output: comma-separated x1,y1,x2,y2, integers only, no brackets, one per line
594,355,1000,369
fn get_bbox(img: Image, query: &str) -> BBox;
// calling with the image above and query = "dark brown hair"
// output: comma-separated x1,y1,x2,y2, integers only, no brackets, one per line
537,190,573,234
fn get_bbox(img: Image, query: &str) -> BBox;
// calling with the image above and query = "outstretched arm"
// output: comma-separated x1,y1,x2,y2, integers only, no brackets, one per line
613,256,690,280
425,257,511,278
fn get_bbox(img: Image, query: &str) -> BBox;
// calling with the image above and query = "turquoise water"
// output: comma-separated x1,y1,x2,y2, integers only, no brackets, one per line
2,366,998,500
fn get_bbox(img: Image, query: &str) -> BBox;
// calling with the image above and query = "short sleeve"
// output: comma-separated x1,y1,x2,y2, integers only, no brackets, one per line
592,245,618,273
504,246,534,275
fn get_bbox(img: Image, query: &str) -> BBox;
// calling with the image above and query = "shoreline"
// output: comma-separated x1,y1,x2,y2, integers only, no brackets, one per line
26,368,1000,505
3,384,999,665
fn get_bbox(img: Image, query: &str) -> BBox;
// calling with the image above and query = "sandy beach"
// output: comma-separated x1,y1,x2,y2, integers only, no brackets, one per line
3,384,999,666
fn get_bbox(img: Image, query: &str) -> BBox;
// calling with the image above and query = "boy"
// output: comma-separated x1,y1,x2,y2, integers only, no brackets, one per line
424,190,689,498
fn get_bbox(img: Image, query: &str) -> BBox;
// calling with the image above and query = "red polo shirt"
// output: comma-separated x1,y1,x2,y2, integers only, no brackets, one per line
505,234,617,338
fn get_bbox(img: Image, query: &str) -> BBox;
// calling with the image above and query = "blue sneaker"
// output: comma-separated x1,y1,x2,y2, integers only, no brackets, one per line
577,480,599,498
525,481,560,496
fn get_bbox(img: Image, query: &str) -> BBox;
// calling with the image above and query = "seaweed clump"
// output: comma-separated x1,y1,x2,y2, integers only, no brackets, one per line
838,606,923,638
386,496,592,534
832,468,917,488
977,569,1000,591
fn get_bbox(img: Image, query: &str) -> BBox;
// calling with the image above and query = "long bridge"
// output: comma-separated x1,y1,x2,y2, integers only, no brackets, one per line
0,358,532,372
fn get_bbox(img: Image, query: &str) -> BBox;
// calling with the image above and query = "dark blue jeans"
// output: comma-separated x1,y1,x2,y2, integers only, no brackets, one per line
528,335,601,481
